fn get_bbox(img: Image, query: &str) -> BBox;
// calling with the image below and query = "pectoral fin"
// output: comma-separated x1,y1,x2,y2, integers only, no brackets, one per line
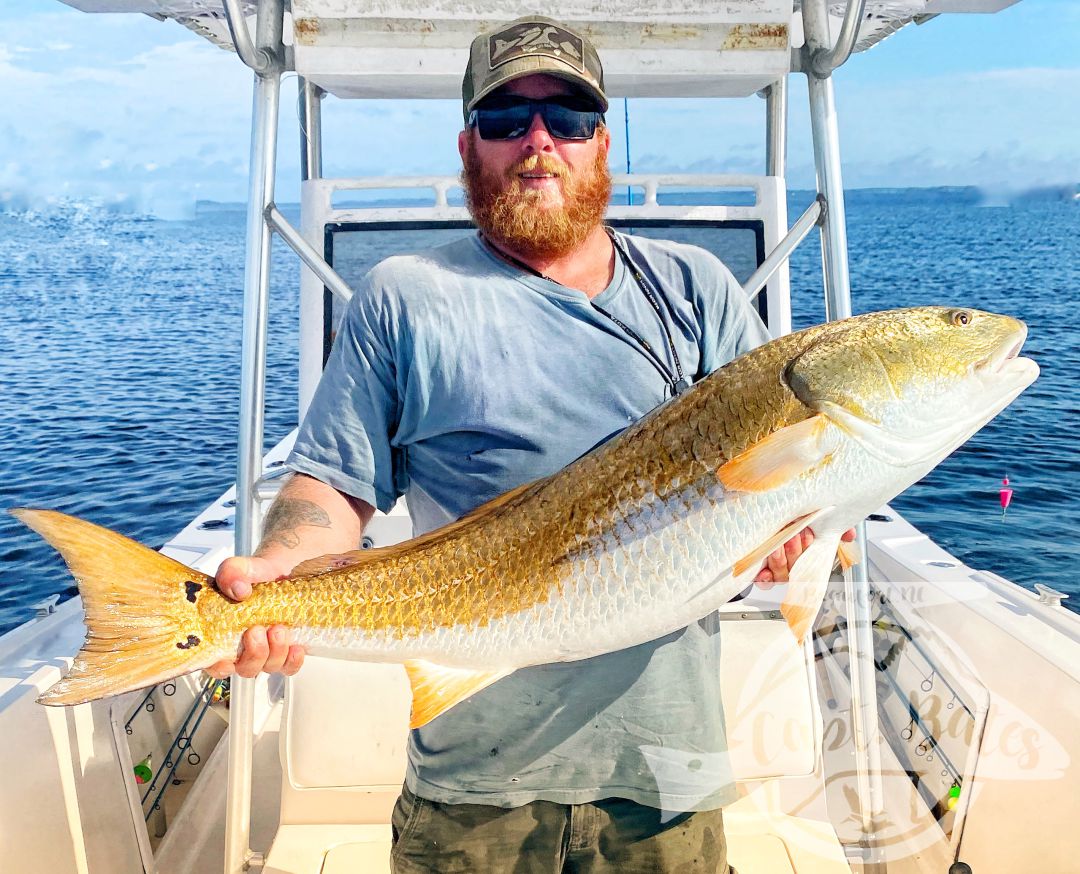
732,508,830,578
781,534,842,644
718,415,835,493
404,660,512,729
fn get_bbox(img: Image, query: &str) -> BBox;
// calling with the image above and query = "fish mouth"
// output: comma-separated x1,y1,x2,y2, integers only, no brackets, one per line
975,325,1034,381
969,324,1039,427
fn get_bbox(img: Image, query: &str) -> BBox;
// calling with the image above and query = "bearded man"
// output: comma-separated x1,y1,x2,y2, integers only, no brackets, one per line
211,16,837,873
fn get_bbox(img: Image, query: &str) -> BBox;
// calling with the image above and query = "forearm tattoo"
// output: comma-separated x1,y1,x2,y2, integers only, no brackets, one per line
259,498,332,550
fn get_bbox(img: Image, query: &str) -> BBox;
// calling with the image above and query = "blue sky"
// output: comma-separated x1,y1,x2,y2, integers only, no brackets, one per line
1,1,1077,215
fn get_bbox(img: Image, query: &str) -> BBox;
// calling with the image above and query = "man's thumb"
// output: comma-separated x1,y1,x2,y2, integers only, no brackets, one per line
216,555,260,601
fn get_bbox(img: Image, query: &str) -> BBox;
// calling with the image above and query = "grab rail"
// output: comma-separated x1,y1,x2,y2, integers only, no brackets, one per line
221,0,277,76
808,0,869,78
743,195,824,301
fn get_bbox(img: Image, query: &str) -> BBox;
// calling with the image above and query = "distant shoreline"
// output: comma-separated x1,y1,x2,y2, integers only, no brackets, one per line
194,183,1079,214
2,183,1076,220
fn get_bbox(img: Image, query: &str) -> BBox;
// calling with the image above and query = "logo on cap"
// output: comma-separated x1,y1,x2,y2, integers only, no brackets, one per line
489,22,585,72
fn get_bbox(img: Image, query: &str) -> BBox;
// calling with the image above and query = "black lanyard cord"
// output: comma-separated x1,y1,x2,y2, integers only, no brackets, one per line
589,299,683,397
478,231,689,397
604,229,688,396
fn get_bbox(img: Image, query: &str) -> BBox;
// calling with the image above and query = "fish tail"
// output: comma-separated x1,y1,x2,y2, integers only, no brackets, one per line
12,508,225,706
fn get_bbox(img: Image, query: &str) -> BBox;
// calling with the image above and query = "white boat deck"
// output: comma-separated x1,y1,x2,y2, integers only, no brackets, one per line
148,658,853,874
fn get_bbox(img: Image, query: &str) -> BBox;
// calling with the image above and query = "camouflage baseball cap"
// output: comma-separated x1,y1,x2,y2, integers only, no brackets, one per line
462,16,608,122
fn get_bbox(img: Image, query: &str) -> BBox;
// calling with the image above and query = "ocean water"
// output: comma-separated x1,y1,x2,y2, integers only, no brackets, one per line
1,194,1077,635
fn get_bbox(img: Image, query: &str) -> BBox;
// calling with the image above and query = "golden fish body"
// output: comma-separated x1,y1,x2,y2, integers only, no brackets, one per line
16,307,1038,724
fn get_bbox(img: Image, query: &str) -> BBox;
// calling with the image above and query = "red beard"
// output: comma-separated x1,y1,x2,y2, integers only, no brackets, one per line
462,137,612,260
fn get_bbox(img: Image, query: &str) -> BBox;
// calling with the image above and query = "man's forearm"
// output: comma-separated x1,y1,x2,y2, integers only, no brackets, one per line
260,494,333,550
254,473,374,574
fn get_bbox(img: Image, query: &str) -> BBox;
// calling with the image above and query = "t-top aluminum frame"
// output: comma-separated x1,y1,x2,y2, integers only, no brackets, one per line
220,1,883,871
223,0,282,871
801,0,886,870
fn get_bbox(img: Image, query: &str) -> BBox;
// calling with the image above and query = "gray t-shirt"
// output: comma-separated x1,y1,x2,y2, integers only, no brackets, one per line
288,231,771,813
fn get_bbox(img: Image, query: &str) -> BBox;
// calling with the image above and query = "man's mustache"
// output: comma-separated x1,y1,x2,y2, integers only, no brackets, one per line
506,155,568,180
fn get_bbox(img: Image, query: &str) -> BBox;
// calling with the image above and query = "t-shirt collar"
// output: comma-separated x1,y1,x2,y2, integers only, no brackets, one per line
470,232,629,305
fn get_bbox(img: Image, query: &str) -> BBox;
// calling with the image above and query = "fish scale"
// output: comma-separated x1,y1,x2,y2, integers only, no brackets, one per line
15,307,1038,722
199,310,1022,663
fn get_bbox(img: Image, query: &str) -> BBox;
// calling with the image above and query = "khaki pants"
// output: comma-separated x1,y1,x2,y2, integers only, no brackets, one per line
391,784,735,873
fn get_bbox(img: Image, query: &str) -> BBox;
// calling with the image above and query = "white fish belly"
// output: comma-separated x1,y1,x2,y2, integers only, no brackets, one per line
291,436,903,670
289,473,809,668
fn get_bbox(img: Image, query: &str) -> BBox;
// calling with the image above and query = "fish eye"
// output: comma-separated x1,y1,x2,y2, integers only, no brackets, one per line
950,310,973,327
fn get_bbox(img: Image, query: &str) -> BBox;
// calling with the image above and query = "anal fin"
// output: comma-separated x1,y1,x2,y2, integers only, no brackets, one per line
404,660,513,729
836,539,860,572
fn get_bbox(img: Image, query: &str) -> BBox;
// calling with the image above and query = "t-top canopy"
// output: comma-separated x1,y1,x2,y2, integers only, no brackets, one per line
59,0,1021,99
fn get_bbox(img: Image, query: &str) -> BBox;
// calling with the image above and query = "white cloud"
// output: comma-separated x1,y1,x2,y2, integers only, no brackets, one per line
0,44,51,85
819,65,1080,189
1,2,1076,211
0,8,266,207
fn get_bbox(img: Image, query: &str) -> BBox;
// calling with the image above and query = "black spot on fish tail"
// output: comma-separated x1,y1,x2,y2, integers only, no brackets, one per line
176,635,201,650
185,581,203,603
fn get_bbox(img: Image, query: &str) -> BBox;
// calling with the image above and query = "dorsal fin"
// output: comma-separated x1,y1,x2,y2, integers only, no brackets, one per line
289,478,546,578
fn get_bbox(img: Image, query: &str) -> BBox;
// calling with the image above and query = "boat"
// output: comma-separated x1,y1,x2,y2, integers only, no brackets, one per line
3,1,1077,872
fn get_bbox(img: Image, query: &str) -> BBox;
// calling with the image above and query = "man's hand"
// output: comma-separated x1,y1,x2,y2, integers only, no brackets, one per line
753,527,857,590
206,555,306,679
203,474,372,680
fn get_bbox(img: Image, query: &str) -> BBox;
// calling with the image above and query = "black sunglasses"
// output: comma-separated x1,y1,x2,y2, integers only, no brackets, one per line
468,96,604,142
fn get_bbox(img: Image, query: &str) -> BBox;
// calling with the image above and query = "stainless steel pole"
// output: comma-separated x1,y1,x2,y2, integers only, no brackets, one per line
810,0,869,78
807,76,851,323
298,77,323,182
802,0,885,867
296,75,331,421
234,15,282,558
266,206,353,303
765,77,788,179
222,0,275,75
226,0,284,871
